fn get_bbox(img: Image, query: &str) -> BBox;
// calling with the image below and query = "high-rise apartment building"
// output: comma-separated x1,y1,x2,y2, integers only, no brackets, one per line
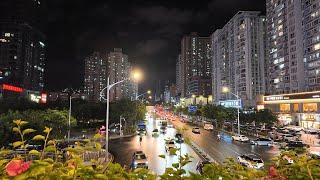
108,48,135,101
176,54,182,96
84,52,107,102
0,0,46,91
212,11,266,107
301,0,320,91
266,0,305,94
179,32,211,97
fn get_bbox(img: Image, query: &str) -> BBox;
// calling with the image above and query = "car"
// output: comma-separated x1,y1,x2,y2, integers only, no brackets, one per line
232,134,249,142
304,128,319,134
284,141,309,150
308,147,320,159
160,126,166,133
192,127,201,134
204,123,214,130
237,154,264,169
167,124,174,128
250,138,273,146
165,140,176,152
137,128,147,135
175,133,184,143
196,160,211,174
282,134,298,142
132,152,148,169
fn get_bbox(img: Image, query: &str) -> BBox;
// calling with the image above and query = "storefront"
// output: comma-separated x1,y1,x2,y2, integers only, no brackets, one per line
257,91,320,129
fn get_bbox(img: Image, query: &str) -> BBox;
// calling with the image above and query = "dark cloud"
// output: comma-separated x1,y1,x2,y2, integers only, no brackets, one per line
44,0,266,91
136,39,168,55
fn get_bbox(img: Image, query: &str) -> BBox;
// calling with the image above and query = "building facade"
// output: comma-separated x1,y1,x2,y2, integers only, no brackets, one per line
302,0,320,91
212,11,266,107
266,0,305,94
0,0,46,91
84,52,107,102
257,91,320,129
108,48,135,101
180,32,212,98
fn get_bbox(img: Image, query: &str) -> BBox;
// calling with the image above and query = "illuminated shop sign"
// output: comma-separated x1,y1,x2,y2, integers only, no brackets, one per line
1,84,24,93
264,92,320,102
219,100,242,108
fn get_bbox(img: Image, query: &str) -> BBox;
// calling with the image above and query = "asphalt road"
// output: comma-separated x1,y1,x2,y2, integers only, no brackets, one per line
109,116,202,175
170,118,281,164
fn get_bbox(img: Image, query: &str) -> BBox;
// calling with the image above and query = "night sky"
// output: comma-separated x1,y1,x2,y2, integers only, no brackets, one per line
44,0,266,92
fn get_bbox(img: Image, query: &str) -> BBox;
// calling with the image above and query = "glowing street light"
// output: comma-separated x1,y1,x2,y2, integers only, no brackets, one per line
222,86,241,135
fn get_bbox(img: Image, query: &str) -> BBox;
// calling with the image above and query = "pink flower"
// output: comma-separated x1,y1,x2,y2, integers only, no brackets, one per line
6,160,31,177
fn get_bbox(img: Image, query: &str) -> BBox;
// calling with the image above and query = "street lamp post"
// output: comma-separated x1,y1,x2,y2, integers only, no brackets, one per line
135,90,151,100
68,96,72,142
100,70,141,163
222,87,241,135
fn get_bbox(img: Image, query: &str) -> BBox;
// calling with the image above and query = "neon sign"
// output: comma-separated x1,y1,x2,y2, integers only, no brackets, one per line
2,84,23,93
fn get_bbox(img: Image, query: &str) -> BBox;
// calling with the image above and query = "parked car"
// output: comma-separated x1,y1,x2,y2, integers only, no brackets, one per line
232,134,249,142
283,141,309,150
304,128,319,134
282,134,298,142
250,138,273,146
204,123,214,131
237,154,264,169
131,152,148,169
192,127,201,134
309,147,320,159
165,140,176,152
196,160,211,174
175,133,184,143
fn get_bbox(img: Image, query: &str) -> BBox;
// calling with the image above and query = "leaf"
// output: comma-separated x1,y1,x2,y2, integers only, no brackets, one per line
159,155,166,159
13,141,24,148
43,127,52,134
47,140,56,146
95,142,102,150
29,150,41,156
33,135,45,141
22,128,36,135
45,145,56,152
12,127,20,133
93,133,103,139
172,163,179,169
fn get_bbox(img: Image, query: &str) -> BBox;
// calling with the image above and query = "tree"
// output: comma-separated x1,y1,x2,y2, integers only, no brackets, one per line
256,109,277,125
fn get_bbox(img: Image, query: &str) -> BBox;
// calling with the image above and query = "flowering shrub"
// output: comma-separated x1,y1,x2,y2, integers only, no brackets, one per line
0,119,319,179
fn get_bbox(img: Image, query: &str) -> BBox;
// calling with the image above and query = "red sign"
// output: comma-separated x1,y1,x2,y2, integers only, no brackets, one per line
2,84,23,93
40,93,47,103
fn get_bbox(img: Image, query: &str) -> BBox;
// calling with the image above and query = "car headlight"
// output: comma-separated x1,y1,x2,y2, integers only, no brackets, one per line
134,162,138,165
145,161,148,164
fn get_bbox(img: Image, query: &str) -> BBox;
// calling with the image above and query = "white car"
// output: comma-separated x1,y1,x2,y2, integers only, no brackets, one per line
132,152,148,169
237,154,264,169
192,127,201,134
250,138,273,146
282,134,298,142
204,123,214,130
167,124,174,128
165,140,176,152
232,134,249,142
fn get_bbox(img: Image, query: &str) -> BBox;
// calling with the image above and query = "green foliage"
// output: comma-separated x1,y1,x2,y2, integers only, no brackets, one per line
0,109,76,146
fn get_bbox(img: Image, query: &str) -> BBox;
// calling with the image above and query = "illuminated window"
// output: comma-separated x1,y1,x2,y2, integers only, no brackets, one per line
314,43,320,51
280,104,290,112
293,104,299,112
303,103,317,112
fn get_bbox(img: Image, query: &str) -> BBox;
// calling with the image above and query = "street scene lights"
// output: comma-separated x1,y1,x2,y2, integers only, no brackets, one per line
222,87,241,135
136,90,152,100
100,70,142,162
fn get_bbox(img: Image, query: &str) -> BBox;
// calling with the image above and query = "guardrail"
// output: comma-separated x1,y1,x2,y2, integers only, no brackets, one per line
189,141,217,164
